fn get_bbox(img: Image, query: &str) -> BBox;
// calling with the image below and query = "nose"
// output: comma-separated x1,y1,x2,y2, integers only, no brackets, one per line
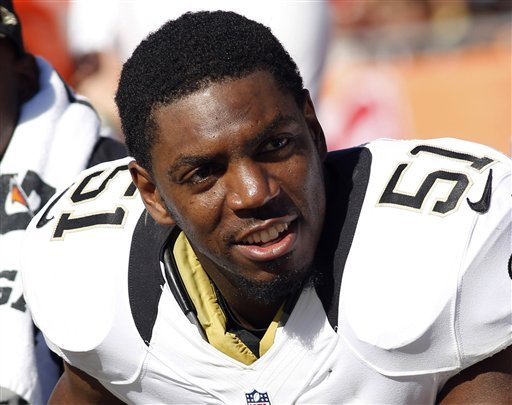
225,161,280,211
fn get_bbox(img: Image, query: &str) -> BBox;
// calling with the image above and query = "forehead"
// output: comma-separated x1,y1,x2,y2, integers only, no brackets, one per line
152,71,302,151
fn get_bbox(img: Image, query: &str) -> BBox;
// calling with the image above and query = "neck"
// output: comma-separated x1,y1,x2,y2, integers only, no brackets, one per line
195,256,286,330
218,286,284,330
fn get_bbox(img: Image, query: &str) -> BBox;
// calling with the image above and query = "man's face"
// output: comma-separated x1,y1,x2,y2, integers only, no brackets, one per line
145,71,326,302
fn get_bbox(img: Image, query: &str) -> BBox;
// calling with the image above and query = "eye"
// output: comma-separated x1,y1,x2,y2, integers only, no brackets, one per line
188,165,214,183
261,137,290,153
185,163,222,184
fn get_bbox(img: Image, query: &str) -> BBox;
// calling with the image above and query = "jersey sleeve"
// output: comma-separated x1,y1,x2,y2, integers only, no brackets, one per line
455,156,511,368
20,157,144,354
339,138,511,377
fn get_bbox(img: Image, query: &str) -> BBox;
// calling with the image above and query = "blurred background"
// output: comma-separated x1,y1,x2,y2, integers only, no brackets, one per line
320,0,511,154
13,0,511,155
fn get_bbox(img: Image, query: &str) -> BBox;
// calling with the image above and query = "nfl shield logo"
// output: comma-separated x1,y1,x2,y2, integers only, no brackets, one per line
245,389,271,405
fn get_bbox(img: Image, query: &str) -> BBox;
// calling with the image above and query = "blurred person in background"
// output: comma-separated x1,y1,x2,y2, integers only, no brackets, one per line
12,0,74,84
0,1,126,402
65,0,331,139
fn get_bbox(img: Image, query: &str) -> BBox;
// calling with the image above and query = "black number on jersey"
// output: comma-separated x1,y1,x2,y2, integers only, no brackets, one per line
53,207,126,238
0,270,26,312
38,165,136,239
378,145,495,215
70,165,130,202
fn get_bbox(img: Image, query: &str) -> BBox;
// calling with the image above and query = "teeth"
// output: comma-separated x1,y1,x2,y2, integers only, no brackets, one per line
244,222,289,244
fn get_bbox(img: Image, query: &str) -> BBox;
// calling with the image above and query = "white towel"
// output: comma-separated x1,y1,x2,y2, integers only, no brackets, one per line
0,57,103,404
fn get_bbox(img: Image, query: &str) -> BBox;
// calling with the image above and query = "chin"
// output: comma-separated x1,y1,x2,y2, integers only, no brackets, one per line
235,259,314,305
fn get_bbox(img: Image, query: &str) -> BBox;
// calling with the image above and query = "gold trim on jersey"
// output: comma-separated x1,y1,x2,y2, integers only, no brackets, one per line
173,232,283,365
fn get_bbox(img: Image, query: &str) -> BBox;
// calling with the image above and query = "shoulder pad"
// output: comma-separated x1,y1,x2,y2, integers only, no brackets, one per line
22,157,145,351
339,138,511,376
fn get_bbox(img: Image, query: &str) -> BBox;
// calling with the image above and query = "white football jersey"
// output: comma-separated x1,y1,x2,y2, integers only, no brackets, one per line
21,138,511,404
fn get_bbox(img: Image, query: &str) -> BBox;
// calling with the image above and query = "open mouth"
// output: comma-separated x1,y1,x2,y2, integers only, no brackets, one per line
241,222,290,246
235,219,297,262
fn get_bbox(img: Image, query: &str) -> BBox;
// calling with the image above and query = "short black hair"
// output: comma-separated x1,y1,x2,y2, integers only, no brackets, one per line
115,10,304,172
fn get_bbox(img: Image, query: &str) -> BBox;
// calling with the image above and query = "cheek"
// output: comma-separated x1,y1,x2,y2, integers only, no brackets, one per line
169,191,224,235
286,156,324,201
294,159,326,230
0,87,18,121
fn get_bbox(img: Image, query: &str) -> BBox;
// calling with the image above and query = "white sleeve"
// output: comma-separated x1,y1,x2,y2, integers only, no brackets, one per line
456,159,512,367
21,158,139,353
339,138,511,377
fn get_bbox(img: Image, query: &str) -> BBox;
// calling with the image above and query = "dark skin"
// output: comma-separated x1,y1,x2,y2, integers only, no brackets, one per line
48,72,512,403
134,71,327,330
437,345,512,404
0,39,39,160
49,363,123,405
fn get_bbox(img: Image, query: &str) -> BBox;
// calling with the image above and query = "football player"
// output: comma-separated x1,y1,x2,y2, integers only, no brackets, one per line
22,10,511,404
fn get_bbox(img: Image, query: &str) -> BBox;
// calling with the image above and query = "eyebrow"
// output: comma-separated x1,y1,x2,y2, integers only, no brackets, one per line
167,113,298,178
167,155,214,179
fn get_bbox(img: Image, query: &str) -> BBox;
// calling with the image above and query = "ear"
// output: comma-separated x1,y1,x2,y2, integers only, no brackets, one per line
128,160,175,226
14,53,39,103
302,90,327,160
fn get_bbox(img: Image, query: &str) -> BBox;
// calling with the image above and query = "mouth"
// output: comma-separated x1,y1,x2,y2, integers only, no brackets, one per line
234,217,298,262
241,222,290,245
